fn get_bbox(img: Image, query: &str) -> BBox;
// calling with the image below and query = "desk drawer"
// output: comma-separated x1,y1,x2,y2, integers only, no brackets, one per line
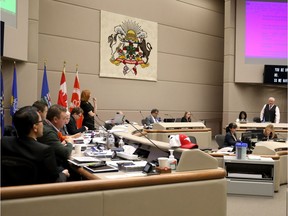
227,179,274,196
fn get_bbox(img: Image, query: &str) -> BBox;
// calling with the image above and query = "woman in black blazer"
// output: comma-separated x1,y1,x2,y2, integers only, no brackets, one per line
67,107,88,135
181,111,192,122
224,122,240,147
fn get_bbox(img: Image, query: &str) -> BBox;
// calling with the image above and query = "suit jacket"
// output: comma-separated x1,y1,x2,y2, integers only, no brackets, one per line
1,136,66,184
145,115,155,125
38,121,73,168
224,131,239,147
181,117,191,122
66,116,86,135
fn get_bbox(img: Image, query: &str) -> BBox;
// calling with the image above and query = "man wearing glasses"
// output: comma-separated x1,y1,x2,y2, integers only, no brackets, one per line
145,108,161,126
1,106,69,185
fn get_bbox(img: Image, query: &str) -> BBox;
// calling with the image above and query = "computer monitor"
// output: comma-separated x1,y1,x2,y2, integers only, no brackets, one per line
163,118,175,122
246,129,264,141
241,132,252,149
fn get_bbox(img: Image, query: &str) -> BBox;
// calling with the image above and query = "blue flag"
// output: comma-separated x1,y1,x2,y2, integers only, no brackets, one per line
0,70,4,136
10,65,18,117
41,65,52,107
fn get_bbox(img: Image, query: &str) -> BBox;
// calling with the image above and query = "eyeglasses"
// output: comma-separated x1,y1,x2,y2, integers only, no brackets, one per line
35,120,43,124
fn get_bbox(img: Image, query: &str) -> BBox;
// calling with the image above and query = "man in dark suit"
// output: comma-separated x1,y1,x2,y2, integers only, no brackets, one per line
67,107,87,135
1,106,69,185
38,104,73,168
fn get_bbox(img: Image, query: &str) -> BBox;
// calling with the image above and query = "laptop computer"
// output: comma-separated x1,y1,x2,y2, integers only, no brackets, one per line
113,114,125,124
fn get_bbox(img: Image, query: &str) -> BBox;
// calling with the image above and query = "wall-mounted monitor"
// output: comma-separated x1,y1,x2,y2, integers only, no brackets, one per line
1,0,28,61
263,65,288,85
0,0,17,28
235,0,287,83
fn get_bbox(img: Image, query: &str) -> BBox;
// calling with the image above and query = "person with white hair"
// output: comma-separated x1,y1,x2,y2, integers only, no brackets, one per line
260,97,280,123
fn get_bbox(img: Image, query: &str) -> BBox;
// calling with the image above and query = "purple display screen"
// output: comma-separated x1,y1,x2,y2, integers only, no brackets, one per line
245,0,287,59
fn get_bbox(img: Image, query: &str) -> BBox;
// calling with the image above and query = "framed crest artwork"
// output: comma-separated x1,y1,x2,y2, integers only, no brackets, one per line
100,11,158,81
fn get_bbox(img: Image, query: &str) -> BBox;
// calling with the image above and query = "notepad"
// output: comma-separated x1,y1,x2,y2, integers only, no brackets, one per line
72,156,100,163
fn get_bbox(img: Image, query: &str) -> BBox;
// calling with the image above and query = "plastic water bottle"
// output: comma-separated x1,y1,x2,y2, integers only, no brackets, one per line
168,149,177,170
118,137,125,148
106,133,115,149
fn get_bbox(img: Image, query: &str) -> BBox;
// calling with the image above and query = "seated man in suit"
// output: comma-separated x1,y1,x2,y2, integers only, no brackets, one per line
38,104,73,169
1,106,69,185
67,107,88,135
145,108,161,126
32,100,48,121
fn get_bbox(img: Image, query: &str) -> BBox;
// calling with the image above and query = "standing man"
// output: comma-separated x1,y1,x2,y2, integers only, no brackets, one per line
1,106,69,185
145,108,160,126
38,104,73,168
260,97,280,123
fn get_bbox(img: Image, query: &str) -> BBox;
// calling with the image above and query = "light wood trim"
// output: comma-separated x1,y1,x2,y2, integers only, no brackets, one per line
1,169,226,200
236,128,288,132
277,151,288,156
144,128,211,133
209,153,280,160
260,155,280,160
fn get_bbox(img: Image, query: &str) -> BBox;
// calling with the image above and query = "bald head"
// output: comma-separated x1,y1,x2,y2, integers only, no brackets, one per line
268,97,275,105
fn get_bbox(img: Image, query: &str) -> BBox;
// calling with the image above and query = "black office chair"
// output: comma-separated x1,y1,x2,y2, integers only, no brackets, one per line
253,117,261,123
141,119,146,126
1,156,38,187
175,118,182,122
188,136,197,144
215,134,225,149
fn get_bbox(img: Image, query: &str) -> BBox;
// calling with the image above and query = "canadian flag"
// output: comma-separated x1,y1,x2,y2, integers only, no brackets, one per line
69,69,81,111
70,67,83,128
57,66,68,108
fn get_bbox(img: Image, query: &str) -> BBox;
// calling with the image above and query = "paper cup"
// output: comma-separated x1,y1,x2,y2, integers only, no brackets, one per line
74,144,82,156
158,157,169,168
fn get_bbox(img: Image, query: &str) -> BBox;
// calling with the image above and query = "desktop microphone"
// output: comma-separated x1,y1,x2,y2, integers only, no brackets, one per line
139,110,145,119
125,119,168,154
92,115,107,131
96,114,106,124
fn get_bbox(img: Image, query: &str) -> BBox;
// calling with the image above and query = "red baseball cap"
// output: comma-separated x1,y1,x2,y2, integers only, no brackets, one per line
179,134,198,149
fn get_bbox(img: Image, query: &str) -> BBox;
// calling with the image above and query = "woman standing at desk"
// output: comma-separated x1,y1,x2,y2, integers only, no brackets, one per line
80,90,97,130
262,124,277,141
224,123,240,147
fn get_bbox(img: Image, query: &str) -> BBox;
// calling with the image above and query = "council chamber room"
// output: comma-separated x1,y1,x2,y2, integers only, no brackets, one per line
0,0,287,216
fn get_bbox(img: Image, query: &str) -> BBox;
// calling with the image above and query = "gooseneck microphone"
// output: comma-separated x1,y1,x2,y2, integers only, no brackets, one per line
94,115,107,131
139,110,145,119
125,119,168,153
96,114,106,124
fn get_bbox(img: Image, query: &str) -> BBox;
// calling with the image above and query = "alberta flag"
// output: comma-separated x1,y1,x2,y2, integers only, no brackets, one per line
41,64,52,107
57,65,68,108
10,64,18,117
0,70,4,136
